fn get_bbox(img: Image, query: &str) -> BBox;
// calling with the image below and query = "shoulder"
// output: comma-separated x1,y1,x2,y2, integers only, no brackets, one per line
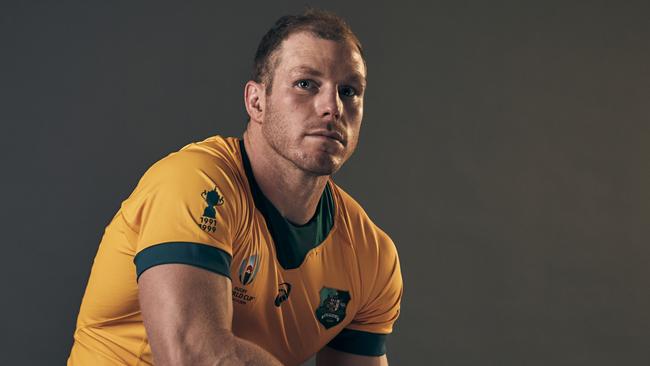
330,183,403,334
330,182,398,260
146,135,242,179
132,136,245,195
121,136,250,223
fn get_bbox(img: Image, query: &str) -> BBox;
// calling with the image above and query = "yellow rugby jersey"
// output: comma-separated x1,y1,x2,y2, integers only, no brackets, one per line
68,136,402,366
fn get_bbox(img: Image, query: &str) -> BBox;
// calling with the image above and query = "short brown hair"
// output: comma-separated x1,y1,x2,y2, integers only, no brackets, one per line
252,8,365,93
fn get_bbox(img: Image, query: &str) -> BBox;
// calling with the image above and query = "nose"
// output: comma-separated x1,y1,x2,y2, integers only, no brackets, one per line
316,85,342,121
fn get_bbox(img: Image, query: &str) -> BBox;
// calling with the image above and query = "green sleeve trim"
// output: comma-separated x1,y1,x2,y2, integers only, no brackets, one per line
327,328,388,356
134,242,232,281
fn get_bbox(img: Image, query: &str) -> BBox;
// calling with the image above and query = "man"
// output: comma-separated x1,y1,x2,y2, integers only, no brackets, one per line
68,9,402,366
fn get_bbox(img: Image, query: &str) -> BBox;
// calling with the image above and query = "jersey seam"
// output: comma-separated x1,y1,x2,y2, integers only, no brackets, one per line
72,326,131,365
134,333,149,366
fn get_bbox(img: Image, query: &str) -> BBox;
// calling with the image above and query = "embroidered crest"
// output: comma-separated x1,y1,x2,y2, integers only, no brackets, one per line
315,287,350,329
199,187,224,233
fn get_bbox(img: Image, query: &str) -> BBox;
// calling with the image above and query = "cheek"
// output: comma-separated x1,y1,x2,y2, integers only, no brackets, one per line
345,102,363,128
345,98,363,116
279,88,312,108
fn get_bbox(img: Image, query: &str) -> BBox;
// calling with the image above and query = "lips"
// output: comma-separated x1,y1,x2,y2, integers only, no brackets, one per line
307,130,345,145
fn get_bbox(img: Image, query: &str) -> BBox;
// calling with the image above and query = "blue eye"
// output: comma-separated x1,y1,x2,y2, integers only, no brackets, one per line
339,86,357,97
296,80,315,89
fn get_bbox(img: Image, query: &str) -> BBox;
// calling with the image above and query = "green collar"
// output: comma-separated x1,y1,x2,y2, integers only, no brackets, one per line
239,139,335,269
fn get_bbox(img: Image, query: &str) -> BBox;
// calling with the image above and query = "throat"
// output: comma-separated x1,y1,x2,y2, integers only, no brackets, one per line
239,138,335,269
242,133,328,225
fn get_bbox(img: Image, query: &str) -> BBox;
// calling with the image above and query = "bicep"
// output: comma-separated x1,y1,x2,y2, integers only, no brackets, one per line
316,346,388,366
138,263,234,365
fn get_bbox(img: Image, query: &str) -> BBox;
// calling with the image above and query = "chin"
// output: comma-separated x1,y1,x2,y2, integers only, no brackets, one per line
296,152,343,176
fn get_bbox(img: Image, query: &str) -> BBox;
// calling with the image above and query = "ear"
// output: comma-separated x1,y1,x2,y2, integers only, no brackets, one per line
244,80,266,123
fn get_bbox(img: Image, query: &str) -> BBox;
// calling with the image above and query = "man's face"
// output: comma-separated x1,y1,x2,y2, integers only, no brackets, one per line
261,31,366,176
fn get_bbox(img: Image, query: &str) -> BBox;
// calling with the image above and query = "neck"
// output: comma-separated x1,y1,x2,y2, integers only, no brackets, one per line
243,127,329,225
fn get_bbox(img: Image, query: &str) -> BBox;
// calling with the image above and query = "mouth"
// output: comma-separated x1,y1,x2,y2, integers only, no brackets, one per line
307,130,345,146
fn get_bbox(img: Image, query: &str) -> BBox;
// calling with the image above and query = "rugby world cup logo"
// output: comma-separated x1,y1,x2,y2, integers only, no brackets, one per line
238,255,260,286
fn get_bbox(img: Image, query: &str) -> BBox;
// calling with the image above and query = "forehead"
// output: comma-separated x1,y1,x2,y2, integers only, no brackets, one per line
273,31,366,81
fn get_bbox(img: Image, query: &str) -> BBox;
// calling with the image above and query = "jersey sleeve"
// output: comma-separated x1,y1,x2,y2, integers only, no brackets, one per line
126,150,244,281
328,233,403,356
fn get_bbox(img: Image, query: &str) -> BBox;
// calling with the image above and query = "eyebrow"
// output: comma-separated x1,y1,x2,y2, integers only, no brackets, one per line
289,65,366,87
289,66,324,77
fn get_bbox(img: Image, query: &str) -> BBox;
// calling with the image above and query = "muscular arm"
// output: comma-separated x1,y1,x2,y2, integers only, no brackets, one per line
138,263,283,366
316,347,388,366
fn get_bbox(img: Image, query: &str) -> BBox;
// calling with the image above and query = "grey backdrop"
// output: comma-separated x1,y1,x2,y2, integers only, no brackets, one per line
2,1,649,365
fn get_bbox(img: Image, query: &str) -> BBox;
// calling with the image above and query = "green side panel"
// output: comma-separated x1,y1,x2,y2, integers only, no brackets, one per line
134,242,232,281
327,328,388,356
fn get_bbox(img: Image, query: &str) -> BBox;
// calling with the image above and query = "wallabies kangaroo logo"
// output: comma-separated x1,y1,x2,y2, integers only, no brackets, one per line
315,287,350,329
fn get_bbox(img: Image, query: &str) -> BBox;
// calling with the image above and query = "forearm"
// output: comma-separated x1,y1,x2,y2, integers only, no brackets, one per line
218,332,284,366
152,330,283,366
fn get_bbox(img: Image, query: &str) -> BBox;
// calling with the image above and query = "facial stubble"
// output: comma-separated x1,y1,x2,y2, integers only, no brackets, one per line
261,100,352,177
